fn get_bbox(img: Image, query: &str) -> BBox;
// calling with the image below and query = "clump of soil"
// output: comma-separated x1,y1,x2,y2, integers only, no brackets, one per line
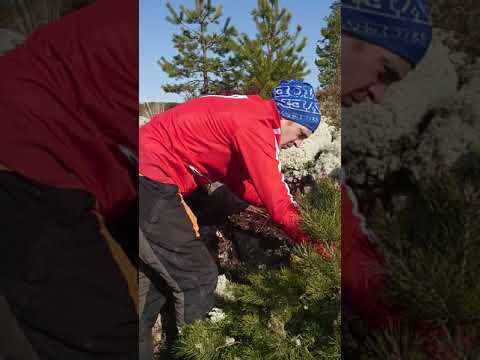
201,206,293,276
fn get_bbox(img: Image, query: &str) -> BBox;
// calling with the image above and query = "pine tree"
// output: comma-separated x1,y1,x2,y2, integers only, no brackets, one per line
227,0,309,98
173,178,341,359
315,2,340,128
159,0,238,99
315,2,340,89
360,151,480,359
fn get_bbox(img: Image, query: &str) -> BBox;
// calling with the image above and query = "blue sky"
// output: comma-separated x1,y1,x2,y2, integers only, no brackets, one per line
140,0,334,103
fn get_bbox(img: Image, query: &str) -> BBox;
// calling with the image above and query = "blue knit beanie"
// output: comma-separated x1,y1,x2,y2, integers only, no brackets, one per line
272,80,321,133
341,0,433,66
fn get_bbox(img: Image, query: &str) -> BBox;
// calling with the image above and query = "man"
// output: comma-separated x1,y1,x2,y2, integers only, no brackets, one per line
0,1,138,358
341,0,432,107
138,80,322,358
340,0,433,330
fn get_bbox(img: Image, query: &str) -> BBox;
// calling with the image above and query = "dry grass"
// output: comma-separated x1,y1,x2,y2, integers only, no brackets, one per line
3,0,95,35
139,102,180,118
0,4,16,29
8,0,61,35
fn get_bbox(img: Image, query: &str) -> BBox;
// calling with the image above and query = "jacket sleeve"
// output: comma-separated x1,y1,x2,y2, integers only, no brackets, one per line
232,123,310,244
342,184,399,326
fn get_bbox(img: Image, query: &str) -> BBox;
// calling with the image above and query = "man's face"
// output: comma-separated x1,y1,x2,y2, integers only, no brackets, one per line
280,119,312,149
341,33,413,107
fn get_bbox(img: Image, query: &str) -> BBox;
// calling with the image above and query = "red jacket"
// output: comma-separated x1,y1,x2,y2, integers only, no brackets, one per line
342,183,399,326
0,0,138,218
139,94,310,244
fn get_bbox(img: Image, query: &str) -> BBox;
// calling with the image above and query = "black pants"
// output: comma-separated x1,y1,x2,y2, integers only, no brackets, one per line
0,170,138,359
138,177,218,359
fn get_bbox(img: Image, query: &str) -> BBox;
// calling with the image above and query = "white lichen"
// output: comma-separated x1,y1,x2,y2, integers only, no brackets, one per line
214,274,236,301
280,119,341,184
139,115,149,127
208,307,226,323
225,337,235,346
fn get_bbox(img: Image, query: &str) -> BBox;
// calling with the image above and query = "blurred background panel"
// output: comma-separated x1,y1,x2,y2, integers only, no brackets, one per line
341,0,480,358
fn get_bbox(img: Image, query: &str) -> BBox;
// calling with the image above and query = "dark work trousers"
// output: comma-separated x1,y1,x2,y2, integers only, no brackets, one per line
139,176,218,359
0,169,138,359
0,295,40,360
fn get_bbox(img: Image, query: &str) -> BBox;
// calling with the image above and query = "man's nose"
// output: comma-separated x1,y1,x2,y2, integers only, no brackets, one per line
368,83,387,104
294,139,303,148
